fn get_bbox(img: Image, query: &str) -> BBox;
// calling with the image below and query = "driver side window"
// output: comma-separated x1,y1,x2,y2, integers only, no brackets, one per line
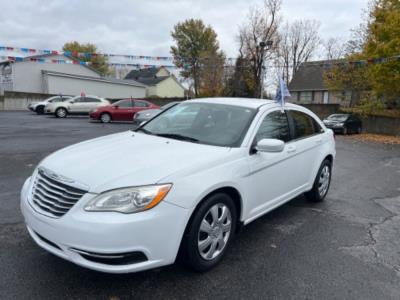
255,110,291,143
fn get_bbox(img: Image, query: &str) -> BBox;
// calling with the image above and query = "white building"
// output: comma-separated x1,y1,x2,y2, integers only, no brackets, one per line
0,54,146,98
125,67,185,98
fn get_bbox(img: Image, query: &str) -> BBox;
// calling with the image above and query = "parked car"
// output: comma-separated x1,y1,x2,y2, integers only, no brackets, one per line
21,98,335,274
132,101,178,126
90,99,159,123
28,95,72,114
322,113,362,134
45,95,109,118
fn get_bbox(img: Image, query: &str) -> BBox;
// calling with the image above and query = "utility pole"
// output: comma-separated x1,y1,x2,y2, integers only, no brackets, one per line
259,40,273,99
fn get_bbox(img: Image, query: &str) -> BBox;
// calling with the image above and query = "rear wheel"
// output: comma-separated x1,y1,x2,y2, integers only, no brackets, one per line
100,113,112,123
305,159,332,202
182,193,237,272
36,106,44,115
55,108,67,118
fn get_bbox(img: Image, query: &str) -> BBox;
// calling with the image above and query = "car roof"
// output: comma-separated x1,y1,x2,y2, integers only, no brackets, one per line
185,97,303,110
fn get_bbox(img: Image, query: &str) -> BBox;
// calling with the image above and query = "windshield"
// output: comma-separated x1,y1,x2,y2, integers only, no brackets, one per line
327,114,349,121
138,102,256,147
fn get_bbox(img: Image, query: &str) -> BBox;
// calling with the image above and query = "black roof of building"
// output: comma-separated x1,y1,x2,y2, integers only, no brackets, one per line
124,67,170,86
125,68,161,80
288,60,342,91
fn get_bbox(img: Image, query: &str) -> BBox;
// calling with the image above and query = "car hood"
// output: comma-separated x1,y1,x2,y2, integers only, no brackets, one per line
40,131,231,193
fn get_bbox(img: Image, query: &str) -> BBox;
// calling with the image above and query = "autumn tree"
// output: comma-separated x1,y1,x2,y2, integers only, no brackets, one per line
238,0,281,98
170,19,223,97
325,0,400,110
198,51,226,97
323,37,346,60
277,19,321,84
62,41,111,76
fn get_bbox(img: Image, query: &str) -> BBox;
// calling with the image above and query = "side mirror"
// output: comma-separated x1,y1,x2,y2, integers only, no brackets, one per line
255,138,285,153
114,105,119,109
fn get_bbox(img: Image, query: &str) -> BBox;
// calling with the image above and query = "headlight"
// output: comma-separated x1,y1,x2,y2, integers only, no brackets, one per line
84,184,172,213
334,123,344,127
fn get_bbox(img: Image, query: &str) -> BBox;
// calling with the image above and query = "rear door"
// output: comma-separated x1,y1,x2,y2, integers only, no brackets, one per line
113,99,135,121
85,97,103,112
287,109,325,187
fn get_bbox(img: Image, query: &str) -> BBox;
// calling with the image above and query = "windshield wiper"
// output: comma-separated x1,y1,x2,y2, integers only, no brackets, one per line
155,133,199,143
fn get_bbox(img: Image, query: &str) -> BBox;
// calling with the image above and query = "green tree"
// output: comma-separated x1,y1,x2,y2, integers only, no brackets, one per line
363,0,400,108
170,19,222,97
325,0,400,109
62,41,111,76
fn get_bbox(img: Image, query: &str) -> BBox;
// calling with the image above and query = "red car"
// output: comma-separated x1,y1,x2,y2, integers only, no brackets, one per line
90,99,159,123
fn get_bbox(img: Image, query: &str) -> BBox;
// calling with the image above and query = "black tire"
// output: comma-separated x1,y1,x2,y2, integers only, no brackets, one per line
181,193,237,272
55,107,67,118
100,113,112,123
305,159,332,202
36,106,44,115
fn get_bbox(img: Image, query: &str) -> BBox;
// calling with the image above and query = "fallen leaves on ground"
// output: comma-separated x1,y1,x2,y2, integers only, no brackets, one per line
345,133,400,145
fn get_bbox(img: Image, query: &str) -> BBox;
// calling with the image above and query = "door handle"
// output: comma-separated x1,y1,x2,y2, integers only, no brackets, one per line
287,145,296,153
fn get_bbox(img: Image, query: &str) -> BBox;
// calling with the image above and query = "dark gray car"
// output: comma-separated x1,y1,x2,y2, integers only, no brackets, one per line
132,102,178,126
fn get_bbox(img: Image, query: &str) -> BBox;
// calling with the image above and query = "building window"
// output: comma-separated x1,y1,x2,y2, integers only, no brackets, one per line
299,91,312,102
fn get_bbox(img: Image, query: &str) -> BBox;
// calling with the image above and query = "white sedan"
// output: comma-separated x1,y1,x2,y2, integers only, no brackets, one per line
21,98,335,273
45,95,109,118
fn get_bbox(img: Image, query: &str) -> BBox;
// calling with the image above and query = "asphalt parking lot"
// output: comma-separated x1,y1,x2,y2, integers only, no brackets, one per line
1,111,400,300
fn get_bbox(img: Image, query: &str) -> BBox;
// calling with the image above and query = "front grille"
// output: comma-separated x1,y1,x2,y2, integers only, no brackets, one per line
31,169,87,218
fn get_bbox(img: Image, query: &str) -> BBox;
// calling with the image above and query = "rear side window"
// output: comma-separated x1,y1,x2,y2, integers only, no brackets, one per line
85,97,101,103
290,110,321,139
255,110,291,143
135,101,149,108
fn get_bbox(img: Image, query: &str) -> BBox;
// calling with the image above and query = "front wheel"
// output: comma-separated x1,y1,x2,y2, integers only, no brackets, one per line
55,108,67,118
182,193,237,272
305,159,332,202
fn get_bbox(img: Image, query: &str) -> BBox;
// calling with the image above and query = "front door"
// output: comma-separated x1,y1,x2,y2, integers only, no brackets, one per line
245,109,298,221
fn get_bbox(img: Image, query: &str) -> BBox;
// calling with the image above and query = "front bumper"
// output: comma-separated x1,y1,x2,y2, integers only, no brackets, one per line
20,177,190,273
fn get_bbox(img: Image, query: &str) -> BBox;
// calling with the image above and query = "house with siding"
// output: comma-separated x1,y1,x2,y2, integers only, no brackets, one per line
125,67,185,98
288,61,352,106
0,53,146,98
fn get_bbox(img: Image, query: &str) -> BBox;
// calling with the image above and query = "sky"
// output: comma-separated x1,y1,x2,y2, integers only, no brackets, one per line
0,0,369,59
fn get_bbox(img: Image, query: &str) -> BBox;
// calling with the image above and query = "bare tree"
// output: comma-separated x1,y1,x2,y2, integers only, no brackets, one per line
323,37,346,60
239,0,281,98
277,19,321,84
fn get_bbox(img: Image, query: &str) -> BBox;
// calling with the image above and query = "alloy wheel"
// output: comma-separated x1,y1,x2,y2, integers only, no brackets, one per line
198,203,232,260
318,165,330,197
56,108,67,118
